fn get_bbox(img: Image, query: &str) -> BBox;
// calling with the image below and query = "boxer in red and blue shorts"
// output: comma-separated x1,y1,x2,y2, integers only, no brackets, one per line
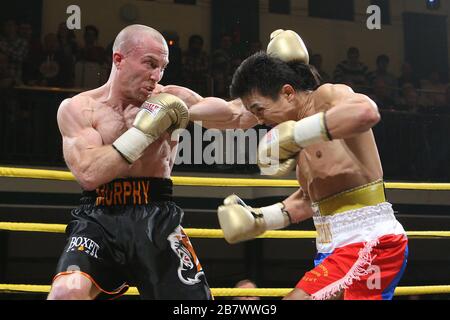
296,180,408,300
215,29,408,300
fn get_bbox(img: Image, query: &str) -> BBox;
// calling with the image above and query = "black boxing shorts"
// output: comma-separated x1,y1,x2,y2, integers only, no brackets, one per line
53,177,212,300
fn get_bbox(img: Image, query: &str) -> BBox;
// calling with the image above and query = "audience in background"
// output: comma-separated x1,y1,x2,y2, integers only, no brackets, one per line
396,83,422,112
182,34,209,96
18,22,42,61
370,78,396,110
310,53,331,83
333,47,370,92
74,25,107,89
421,70,447,109
23,33,74,87
161,30,183,86
398,62,421,89
57,22,78,59
232,279,260,301
0,20,28,84
369,54,397,99
211,33,233,98
77,25,106,65
246,40,262,57
0,19,450,182
0,20,448,115
0,52,14,88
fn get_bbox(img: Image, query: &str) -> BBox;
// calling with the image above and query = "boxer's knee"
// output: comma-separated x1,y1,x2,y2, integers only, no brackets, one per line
283,288,312,300
48,284,91,300
48,273,97,300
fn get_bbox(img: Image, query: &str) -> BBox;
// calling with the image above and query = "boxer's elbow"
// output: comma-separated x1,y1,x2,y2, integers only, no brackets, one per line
77,173,98,191
356,100,380,131
75,164,100,191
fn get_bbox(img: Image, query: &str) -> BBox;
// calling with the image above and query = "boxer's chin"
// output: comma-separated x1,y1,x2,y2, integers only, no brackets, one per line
134,92,148,104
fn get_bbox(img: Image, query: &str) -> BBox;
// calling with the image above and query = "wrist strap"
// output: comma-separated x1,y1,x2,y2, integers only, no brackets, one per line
294,112,331,147
112,144,133,165
259,203,291,230
323,111,333,141
279,202,293,225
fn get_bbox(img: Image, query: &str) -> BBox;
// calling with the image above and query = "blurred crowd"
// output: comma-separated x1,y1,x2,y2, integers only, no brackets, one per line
1,20,450,181
1,20,448,114
328,47,450,115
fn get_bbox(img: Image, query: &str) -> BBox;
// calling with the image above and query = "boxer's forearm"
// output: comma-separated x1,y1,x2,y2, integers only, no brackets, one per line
158,85,258,129
189,97,232,122
69,145,130,190
190,98,258,129
160,86,237,124
282,188,314,224
325,97,380,139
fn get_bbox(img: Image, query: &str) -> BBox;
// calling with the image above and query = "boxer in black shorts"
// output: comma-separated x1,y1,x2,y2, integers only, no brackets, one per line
48,24,220,300
54,178,210,299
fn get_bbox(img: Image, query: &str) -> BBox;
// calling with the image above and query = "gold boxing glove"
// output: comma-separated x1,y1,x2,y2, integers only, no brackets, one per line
258,121,300,176
258,113,331,176
113,93,189,163
218,194,291,244
267,29,309,64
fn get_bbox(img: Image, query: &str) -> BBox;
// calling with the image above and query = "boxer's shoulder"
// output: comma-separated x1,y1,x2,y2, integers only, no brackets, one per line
314,84,354,99
155,84,203,107
57,94,100,130
152,83,165,94
312,84,355,110
58,95,90,117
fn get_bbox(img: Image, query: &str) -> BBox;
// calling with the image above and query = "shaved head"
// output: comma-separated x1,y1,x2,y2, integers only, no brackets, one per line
108,24,169,104
113,24,167,55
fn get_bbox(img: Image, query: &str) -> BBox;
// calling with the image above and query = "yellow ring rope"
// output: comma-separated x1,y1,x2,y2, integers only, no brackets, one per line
2,167,450,190
0,284,449,297
0,167,297,187
1,222,450,238
2,168,449,298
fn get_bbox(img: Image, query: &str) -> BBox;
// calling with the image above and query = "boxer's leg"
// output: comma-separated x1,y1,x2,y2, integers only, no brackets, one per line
48,272,100,300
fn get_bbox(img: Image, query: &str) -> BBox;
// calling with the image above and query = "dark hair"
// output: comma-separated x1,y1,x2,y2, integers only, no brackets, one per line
347,47,359,56
376,54,389,65
235,279,257,288
189,34,204,47
84,25,99,38
230,51,321,100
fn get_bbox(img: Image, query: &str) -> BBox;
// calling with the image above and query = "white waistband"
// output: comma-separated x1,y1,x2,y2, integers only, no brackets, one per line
313,202,406,253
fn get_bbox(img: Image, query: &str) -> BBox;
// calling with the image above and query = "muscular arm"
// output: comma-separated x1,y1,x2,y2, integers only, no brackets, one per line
320,84,381,139
189,97,258,129
156,84,203,107
57,97,129,190
282,188,314,224
157,84,258,129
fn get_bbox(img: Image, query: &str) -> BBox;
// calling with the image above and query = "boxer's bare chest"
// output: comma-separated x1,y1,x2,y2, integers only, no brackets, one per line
91,102,136,144
88,99,174,177
295,95,381,201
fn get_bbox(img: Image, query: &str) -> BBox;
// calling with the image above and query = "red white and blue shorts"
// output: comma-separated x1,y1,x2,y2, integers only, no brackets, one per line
297,202,408,300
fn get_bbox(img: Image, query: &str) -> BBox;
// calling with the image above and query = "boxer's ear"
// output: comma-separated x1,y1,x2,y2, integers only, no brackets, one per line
281,84,295,101
113,52,124,69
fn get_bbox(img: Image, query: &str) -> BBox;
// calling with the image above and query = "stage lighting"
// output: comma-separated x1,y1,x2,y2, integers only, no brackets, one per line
426,0,440,10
